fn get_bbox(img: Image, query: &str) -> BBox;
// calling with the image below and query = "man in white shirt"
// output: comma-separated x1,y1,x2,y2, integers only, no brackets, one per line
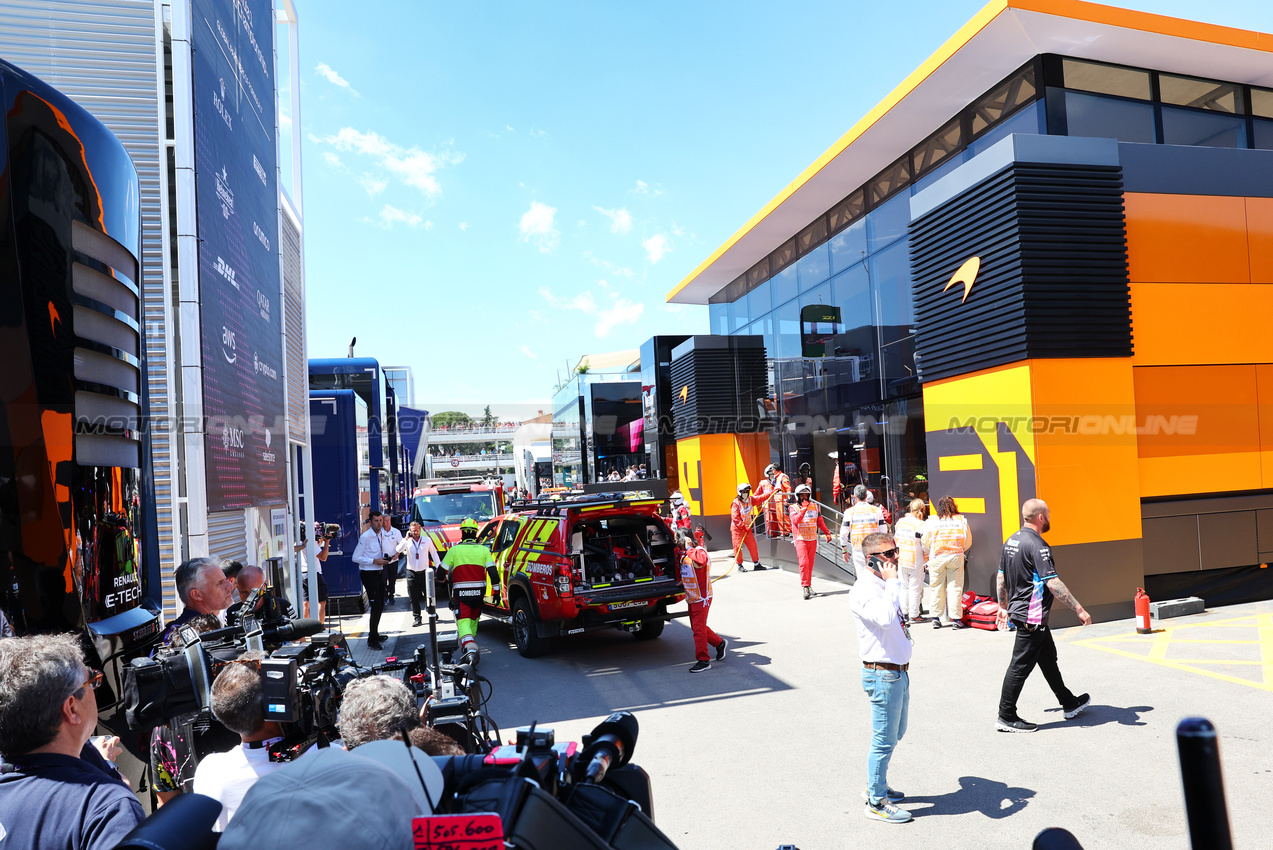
396,521,441,627
378,516,405,605
352,511,391,650
849,531,914,825
193,650,283,831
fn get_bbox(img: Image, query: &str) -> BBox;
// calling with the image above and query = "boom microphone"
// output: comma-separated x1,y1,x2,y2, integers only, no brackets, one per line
264,618,323,642
578,711,639,785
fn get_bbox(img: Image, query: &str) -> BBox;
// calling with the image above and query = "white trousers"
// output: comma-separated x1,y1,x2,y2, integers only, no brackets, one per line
924,553,965,623
899,565,924,619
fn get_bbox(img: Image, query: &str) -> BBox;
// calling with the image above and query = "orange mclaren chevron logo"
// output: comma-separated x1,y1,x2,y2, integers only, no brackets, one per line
679,385,689,404
944,256,980,303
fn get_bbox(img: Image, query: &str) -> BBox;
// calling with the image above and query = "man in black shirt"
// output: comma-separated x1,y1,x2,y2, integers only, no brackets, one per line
0,634,144,849
995,499,1092,733
225,564,295,628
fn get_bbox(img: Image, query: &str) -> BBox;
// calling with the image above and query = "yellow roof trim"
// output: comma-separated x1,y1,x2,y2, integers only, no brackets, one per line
667,0,1273,304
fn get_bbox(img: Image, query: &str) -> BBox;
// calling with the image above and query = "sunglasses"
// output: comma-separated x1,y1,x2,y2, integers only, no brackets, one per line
872,548,900,559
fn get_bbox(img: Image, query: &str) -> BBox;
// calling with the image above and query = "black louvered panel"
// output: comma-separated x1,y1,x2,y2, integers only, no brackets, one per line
910,162,1131,383
670,336,768,439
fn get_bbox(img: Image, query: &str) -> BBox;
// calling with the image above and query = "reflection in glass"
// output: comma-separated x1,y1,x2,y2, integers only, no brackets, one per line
867,193,910,254
830,219,867,275
771,263,798,309
1161,106,1245,148
775,301,800,359
832,264,871,333
1062,91,1155,143
748,280,772,318
971,65,1039,135
1061,59,1150,101
1158,74,1243,113
869,239,914,329
967,101,1044,157
797,243,830,292
1255,119,1273,151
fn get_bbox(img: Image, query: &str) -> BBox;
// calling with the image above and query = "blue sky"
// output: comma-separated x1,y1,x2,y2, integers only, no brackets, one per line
294,0,1273,419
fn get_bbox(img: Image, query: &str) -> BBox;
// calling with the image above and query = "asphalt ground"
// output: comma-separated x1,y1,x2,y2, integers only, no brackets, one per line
332,559,1273,850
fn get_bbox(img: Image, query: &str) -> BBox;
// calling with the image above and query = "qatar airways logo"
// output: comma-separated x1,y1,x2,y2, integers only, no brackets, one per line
256,289,270,321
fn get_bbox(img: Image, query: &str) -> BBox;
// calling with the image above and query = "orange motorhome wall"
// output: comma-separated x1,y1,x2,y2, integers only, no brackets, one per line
675,433,770,519
1125,193,1273,498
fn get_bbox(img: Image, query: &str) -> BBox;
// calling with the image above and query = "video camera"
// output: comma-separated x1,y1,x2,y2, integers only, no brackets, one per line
318,521,341,541
121,589,365,761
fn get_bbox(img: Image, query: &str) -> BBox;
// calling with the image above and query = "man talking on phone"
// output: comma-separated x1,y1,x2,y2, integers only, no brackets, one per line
850,531,914,824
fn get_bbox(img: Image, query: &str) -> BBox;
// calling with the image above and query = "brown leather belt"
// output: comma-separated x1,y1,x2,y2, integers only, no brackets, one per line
863,661,909,672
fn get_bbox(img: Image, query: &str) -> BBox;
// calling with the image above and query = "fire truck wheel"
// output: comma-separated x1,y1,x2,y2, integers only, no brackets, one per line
633,618,665,640
512,596,548,658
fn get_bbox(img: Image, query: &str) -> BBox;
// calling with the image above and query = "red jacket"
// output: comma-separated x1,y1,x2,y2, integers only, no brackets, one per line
730,495,763,533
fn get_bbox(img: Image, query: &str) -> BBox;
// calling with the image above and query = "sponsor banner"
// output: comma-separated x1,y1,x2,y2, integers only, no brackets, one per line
193,0,285,510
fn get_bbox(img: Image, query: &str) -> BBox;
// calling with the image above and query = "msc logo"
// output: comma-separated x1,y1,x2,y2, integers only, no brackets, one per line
943,256,980,304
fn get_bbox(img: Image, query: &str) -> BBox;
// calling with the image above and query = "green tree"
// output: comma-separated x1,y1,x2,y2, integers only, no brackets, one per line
481,405,495,427
432,411,473,429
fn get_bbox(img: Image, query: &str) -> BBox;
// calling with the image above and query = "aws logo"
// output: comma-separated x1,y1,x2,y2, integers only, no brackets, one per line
943,256,980,303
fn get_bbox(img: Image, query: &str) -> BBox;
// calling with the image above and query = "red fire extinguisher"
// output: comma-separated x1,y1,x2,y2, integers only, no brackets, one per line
1135,587,1152,634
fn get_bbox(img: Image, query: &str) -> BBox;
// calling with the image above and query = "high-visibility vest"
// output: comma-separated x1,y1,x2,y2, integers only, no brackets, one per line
680,547,712,603
790,504,822,542
443,542,495,598
894,514,926,570
927,515,970,558
846,502,885,550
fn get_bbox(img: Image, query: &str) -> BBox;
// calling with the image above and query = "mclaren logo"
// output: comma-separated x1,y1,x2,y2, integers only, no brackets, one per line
679,385,689,404
944,256,980,303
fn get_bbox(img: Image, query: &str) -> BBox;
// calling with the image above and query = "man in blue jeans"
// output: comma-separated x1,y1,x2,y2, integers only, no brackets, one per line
849,531,914,824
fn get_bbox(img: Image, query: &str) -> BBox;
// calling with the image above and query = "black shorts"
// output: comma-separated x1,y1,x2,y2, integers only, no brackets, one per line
303,572,329,602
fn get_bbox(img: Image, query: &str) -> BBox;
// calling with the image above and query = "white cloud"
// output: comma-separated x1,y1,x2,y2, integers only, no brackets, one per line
519,344,538,359
506,125,514,132
642,233,670,264
587,256,636,280
316,128,463,197
593,206,633,235
458,222,468,231
424,220,434,230
518,201,560,253
634,180,649,194
530,128,547,138
322,151,342,168
358,174,388,196
538,284,644,338
315,62,358,95
369,204,424,228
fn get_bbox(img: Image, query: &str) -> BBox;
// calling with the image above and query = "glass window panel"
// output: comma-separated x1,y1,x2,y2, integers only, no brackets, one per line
746,257,770,287
727,298,748,333
830,218,867,275
770,263,798,308
828,189,865,234
1254,89,1273,119
1254,119,1273,151
913,118,963,175
709,303,728,336
967,100,1045,156
774,301,801,359
970,65,1039,135
911,146,968,193
1062,91,1156,143
800,281,831,311
869,238,914,330
797,216,828,254
748,279,772,317
868,156,911,205
276,22,295,200
1161,105,1245,148
1061,59,1151,101
831,264,871,332
1159,74,1243,113
770,238,797,274
797,242,831,292
867,193,911,254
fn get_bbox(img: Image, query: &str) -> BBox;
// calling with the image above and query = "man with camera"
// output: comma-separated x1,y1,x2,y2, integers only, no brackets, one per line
225,564,295,629
850,531,914,824
299,522,332,622
0,634,145,849
353,511,392,650
192,650,284,830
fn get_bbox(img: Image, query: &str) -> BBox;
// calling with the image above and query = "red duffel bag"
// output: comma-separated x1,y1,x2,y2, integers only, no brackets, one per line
965,599,1001,631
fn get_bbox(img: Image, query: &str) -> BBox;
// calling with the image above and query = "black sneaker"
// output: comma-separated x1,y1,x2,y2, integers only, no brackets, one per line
689,660,711,673
932,618,943,629
1063,693,1091,719
367,637,384,651
752,563,767,571
715,638,728,661
412,617,423,627
996,716,1038,733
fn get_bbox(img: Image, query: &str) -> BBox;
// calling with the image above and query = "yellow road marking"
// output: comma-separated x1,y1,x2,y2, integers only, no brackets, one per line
1076,613,1273,692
